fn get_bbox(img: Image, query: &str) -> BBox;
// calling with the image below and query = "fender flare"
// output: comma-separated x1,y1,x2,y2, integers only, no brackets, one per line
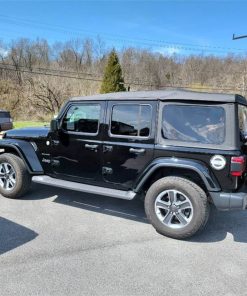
134,157,220,193
0,139,44,174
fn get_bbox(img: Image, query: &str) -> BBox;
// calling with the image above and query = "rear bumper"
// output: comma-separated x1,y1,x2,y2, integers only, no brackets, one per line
210,191,247,211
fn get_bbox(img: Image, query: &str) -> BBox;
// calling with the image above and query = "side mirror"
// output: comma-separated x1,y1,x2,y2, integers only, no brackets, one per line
50,119,59,132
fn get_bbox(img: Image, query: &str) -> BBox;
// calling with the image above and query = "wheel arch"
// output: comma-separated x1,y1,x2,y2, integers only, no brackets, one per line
134,158,221,193
0,139,44,174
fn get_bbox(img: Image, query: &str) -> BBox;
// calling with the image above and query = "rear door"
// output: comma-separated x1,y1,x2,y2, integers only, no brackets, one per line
102,100,157,190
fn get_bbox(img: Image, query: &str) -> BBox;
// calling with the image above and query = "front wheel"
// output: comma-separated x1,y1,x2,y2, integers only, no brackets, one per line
145,176,209,239
0,153,31,198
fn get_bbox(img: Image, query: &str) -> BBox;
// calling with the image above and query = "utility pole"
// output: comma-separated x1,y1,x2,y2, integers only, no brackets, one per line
232,34,247,95
232,34,247,40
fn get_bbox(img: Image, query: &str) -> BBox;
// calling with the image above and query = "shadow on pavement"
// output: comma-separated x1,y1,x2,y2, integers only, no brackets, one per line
189,206,247,243
54,190,149,224
23,183,148,224
0,217,38,255
24,183,247,243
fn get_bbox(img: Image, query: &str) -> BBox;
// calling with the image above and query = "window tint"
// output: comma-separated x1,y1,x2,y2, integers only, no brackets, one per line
140,105,152,136
111,104,152,137
238,105,247,136
162,105,225,144
62,104,100,133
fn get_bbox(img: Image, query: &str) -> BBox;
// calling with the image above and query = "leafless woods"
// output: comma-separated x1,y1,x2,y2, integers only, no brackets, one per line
0,38,246,120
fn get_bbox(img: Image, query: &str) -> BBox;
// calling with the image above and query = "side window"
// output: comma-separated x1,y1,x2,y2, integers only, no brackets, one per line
238,105,247,136
162,104,225,144
110,104,152,137
62,104,101,134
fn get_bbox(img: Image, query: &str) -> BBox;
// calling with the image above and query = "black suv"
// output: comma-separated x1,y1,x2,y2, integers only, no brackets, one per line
0,89,247,239
0,110,13,131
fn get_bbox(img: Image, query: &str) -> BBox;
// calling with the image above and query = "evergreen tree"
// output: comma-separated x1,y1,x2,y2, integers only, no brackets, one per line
100,50,126,93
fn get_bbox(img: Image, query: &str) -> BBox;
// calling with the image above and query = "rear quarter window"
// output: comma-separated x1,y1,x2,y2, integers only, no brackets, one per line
238,105,247,136
162,104,225,144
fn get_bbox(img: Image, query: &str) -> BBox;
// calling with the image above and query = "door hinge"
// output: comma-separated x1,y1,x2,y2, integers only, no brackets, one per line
102,166,113,175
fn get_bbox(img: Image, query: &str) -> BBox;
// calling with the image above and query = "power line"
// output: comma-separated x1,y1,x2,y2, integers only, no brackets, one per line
0,14,247,54
0,62,100,77
0,65,103,82
0,62,153,85
0,61,246,79
0,65,154,87
0,64,244,92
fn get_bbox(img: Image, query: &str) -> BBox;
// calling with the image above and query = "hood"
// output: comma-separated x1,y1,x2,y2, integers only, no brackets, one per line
4,126,50,140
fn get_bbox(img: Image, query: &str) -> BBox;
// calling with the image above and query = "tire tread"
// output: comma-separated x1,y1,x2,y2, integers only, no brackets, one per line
0,153,31,198
145,176,209,239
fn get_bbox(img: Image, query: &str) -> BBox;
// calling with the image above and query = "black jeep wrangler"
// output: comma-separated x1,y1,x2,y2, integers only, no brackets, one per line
0,89,247,239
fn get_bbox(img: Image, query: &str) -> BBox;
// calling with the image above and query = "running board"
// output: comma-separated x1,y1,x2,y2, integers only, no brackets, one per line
32,175,136,200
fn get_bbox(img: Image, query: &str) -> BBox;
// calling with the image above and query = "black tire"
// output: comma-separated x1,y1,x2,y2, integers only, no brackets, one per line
0,153,31,198
145,176,209,239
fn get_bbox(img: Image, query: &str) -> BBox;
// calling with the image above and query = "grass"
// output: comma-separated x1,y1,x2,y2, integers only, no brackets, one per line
13,121,49,129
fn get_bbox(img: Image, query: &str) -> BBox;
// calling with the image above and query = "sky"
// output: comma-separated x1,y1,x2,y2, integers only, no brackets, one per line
0,0,247,56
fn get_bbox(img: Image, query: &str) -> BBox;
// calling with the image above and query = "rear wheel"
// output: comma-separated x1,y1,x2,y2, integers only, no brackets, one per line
0,153,31,198
145,176,209,239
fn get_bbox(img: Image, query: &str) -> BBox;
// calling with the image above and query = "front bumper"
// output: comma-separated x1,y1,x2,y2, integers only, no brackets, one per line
210,190,247,211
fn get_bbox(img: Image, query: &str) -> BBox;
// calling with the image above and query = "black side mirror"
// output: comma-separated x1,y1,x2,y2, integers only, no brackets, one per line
50,119,59,132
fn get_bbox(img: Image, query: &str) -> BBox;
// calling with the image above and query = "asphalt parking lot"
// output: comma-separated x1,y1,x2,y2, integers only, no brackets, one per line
1,183,247,296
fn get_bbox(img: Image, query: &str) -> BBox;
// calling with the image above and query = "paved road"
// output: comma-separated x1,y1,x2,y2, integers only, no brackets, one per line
0,183,247,296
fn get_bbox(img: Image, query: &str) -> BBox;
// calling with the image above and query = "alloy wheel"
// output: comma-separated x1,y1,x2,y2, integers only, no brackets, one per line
154,189,193,229
0,162,16,191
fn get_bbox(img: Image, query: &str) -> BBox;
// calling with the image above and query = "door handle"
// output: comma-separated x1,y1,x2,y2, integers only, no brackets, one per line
129,148,146,154
85,144,98,151
103,145,113,153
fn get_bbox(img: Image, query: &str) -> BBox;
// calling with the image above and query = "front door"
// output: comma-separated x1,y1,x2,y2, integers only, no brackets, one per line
50,101,105,183
102,101,157,190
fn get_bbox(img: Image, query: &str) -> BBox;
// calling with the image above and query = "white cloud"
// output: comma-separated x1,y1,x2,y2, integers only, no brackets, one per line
0,48,8,57
154,46,181,56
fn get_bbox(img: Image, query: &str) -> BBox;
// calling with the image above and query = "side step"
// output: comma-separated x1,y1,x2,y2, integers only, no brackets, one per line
32,175,136,200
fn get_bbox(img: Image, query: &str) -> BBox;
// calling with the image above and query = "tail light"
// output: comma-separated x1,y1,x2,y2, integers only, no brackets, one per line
231,156,246,177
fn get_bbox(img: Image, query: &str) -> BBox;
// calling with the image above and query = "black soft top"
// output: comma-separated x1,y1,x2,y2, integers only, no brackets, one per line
70,89,247,105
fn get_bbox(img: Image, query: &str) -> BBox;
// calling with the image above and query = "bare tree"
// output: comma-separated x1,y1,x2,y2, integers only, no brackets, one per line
0,36,247,120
